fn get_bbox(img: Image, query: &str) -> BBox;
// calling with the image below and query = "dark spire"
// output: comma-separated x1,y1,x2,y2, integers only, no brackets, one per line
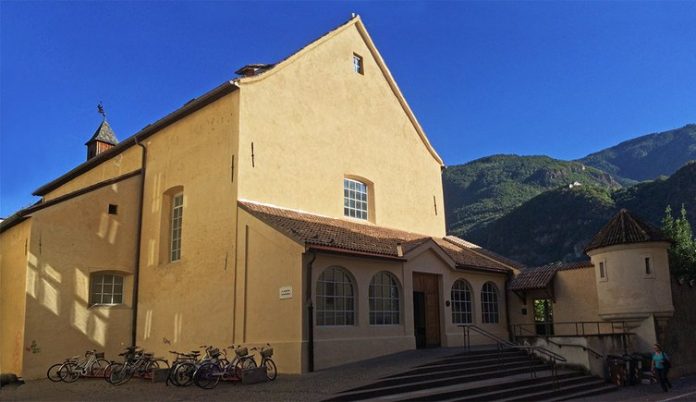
85,102,119,160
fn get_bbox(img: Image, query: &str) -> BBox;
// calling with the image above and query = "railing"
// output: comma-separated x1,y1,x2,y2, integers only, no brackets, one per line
511,321,629,338
512,321,632,357
460,325,567,389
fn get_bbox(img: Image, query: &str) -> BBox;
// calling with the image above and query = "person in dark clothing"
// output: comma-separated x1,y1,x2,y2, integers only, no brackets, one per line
652,343,672,392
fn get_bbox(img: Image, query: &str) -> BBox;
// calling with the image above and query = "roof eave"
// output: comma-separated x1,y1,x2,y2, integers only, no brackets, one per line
33,80,239,196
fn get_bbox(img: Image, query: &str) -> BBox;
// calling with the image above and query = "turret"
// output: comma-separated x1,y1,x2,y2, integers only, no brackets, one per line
585,209,674,321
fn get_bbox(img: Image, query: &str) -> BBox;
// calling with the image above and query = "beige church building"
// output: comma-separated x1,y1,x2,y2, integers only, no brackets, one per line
0,16,680,380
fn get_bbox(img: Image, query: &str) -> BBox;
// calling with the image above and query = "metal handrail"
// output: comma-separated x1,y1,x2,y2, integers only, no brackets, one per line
460,325,567,389
511,324,603,359
511,321,629,337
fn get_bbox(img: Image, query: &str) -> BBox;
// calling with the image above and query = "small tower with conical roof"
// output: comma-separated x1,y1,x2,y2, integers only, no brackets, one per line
585,209,674,349
85,103,118,160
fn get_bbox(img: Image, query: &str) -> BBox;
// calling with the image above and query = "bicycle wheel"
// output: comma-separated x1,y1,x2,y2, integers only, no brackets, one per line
47,363,63,382
264,359,277,381
103,362,116,383
89,358,109,377
173,362,196,386
144,360,166,379
194,362,221,389
58,362,80,383
109,362,131,385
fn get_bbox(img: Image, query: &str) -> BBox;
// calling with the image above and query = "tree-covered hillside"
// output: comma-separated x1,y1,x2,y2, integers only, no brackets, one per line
580,124,696,182
467,162,696,266
443,155,621,237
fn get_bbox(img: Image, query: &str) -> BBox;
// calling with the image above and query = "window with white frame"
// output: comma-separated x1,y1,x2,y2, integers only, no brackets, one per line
344,178,368,220
353,53,364,74
316,267,355,326
451,279,473,324
170,193,183,262
369,272,400,325
90,273,124,306
481,282,499,324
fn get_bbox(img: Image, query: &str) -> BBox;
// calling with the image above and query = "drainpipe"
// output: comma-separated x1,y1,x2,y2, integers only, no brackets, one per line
306,250,317,372
505,271,513,343
131,137,147,347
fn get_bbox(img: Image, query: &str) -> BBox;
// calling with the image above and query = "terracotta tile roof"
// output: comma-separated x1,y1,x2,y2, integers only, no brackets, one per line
238,201,511,273
443,236,527,270
585,209,670,253
508,260,593,291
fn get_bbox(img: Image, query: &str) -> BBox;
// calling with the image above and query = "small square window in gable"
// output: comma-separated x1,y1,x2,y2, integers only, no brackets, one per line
108,204,118,215
353,53,364,75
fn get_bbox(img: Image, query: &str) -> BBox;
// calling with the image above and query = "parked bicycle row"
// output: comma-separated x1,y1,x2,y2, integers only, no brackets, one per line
46,343,276,389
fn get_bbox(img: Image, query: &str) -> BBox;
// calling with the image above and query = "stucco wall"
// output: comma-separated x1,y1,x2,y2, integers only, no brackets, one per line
237,23,446,237
406,250,510,346
41,147,142,201
306,248,509,371
0,220,31,375
588,243,673,320
236,209,306,373
19,174,140,379
135,92,239,362
311,253,412,370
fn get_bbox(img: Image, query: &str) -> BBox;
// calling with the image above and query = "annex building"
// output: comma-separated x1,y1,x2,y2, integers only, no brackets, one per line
0,16,684,380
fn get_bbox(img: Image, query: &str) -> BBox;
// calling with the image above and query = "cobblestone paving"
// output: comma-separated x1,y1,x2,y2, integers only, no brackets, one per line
2,348,695,402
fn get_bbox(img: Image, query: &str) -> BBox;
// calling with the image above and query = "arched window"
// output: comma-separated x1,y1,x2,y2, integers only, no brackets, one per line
451,279,473,324
316,267,355,326
481,282,499,324
369,272,400,325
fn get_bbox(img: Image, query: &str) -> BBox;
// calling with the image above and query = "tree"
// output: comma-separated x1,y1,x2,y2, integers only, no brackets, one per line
662,205,696,278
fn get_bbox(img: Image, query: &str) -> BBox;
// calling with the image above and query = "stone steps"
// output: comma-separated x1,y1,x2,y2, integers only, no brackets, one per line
325,348,618,402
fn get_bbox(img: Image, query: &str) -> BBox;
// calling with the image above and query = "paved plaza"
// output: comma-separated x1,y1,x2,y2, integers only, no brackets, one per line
2,348,695,401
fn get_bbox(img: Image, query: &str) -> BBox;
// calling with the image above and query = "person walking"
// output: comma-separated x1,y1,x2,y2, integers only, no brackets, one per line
652,343,672,392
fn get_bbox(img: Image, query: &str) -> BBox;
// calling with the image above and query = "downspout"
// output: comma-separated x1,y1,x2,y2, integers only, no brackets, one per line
305,250,317,372
131,137,147,347
505,271,513,342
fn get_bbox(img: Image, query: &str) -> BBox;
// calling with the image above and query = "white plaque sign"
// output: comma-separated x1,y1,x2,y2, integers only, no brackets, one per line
279,286,293,299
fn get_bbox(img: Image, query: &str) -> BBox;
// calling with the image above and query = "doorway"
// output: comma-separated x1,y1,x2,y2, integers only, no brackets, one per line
534,298,554,336
412,273,441,348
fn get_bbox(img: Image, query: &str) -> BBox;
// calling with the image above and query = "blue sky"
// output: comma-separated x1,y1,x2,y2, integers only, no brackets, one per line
2,1,696,217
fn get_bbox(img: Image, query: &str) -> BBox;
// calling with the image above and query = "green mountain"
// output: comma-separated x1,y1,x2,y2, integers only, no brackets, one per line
467,185,616,266
468,162,696,266
579,124,696,182
443,155,621,237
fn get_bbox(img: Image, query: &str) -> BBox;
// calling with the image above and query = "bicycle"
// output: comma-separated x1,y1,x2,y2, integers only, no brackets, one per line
46,350,109,383
255,344,277,381
107,347,168,385
193,345,257,389
166,347,212,387
103,346,140,384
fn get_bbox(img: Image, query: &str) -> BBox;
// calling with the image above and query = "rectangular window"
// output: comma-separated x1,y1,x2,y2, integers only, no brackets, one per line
170,193,183,262
353,54,364,74
343,178,368,220
599,261,607,280
108,204,118,215
90,273,123,306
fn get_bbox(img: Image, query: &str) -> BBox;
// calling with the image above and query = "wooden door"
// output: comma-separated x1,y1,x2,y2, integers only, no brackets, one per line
412,273,441,348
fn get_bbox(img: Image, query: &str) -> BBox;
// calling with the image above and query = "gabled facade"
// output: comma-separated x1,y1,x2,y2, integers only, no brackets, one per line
1,16,516,379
